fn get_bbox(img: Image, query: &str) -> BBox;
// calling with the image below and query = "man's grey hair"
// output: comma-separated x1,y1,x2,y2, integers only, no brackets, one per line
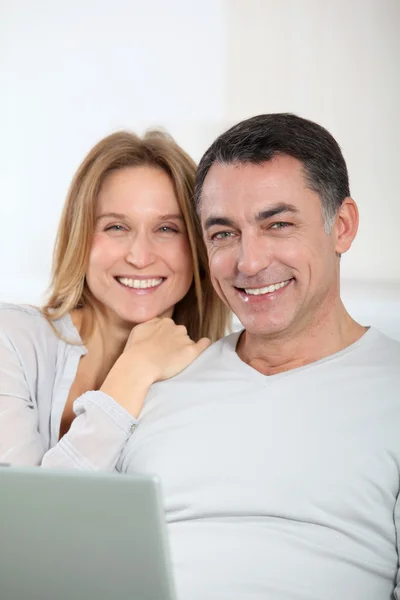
194,113,350,234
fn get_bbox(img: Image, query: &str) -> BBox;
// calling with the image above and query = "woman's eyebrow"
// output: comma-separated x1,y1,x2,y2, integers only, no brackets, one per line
158,213,184,221
96,212,185,222
96,212,126,222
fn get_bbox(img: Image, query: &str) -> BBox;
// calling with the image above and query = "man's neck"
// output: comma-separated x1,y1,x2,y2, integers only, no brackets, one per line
237,301,367,376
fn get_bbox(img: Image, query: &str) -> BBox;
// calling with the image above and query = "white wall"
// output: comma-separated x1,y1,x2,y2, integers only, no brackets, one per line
224,0,400,284
1,0,399,307
0,0,227,303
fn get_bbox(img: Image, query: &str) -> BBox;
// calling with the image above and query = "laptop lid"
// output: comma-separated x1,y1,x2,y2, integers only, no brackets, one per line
0,467,177,600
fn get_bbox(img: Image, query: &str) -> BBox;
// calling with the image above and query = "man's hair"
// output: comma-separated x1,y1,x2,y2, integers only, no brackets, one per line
195,113,350,233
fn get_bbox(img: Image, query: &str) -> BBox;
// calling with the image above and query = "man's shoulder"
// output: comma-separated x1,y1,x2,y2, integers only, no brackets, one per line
194,331,242,368
366,327,400,361
338,328,400,389
158,330,243,388
190,331,241,370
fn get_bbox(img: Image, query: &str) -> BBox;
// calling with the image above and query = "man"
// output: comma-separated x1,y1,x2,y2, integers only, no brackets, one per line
120,114,400,600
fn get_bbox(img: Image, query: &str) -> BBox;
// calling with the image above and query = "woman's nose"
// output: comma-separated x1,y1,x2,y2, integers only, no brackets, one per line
124,233,157,268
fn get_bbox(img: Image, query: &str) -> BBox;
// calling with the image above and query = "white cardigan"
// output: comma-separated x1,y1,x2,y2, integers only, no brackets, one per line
0,303,137,469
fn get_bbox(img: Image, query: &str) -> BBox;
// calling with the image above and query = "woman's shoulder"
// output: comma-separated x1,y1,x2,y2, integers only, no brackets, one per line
0,302,71,346
0,302,49,330
0,301,43,318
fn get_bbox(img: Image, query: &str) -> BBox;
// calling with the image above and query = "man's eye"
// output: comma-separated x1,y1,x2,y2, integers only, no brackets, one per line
212,231,234,241
270,222,292,230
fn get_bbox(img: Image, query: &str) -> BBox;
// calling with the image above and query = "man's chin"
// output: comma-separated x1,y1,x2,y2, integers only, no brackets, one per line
236,315,293,338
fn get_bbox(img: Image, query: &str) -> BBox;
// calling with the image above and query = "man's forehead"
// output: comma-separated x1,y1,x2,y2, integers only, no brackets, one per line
203,156,306,192
200,157,308,217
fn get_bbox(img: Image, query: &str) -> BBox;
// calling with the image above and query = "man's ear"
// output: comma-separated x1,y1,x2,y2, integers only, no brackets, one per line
333,197,359,254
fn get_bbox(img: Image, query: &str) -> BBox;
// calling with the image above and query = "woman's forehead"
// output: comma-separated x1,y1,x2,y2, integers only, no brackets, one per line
96,166,181,216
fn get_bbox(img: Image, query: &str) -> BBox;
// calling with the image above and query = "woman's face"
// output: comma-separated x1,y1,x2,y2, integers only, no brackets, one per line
86,166,193,328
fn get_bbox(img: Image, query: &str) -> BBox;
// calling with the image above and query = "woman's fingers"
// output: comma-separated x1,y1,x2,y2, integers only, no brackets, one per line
124,319,211,381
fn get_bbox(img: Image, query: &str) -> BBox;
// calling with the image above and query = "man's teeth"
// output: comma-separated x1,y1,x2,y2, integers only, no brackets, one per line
117,277,163,289
244,280,290,296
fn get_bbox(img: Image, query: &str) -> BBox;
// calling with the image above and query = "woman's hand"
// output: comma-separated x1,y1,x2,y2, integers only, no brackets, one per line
100,318,211,418
123,317,211,381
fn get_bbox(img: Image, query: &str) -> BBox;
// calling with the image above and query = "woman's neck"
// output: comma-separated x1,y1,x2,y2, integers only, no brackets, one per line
71,307,133,387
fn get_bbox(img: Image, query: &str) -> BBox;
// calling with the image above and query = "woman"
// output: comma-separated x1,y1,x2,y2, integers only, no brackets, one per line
0,130,230,468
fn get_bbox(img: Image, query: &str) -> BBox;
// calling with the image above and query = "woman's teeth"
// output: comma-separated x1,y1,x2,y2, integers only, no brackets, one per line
244,279,291,296
117,277,163,289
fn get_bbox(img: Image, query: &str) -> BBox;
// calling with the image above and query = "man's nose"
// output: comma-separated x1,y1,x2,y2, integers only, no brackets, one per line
237,233,272,276
125,233,156,268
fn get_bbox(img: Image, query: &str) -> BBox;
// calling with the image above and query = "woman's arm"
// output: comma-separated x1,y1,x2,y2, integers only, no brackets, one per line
0,329,138,469
0,329,47,465
0,317,210,469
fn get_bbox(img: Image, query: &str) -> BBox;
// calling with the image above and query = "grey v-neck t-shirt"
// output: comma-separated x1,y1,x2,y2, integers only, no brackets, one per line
118,327,400,600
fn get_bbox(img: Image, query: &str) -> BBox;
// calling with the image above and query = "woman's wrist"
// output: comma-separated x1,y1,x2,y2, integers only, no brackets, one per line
99,356,156,418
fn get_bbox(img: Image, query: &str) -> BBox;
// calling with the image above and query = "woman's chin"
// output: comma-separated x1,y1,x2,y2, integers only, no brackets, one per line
116,307,175,327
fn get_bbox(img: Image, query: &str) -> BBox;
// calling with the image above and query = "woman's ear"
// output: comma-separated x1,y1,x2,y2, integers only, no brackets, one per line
333,197,359,255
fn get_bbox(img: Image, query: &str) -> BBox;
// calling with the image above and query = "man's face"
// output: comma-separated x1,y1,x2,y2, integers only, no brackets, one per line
200,155,349,338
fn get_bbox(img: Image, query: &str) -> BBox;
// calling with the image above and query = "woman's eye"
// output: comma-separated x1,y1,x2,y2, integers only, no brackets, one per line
105,224,126,232
158,226,178,233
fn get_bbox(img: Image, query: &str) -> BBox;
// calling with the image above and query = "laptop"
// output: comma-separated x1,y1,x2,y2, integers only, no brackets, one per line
0,466,177,600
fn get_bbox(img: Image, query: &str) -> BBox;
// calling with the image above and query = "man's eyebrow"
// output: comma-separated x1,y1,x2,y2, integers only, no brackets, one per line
255,203,299,221
203,204,298,230
203,216,236,230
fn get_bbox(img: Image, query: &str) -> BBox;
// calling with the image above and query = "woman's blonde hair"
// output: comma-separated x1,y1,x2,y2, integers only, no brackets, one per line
42,130,230,342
